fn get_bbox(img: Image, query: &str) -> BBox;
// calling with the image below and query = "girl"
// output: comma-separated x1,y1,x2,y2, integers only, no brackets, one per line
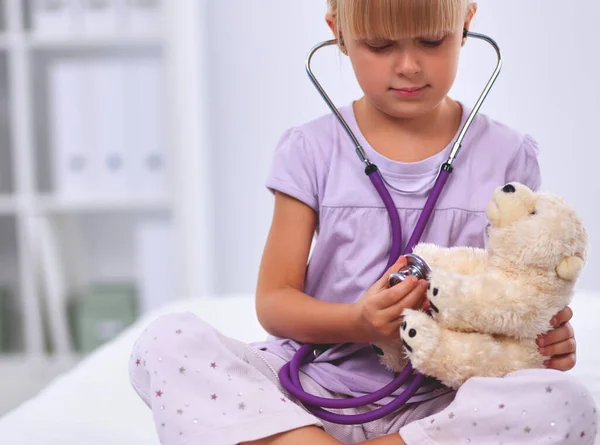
129,1,596,444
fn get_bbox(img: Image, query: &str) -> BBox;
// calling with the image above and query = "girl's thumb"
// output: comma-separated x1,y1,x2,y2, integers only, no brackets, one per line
377,256,407,288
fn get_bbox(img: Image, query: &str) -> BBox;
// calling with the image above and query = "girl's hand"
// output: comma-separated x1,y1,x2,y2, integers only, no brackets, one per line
353,256,429,342
537,306,577,371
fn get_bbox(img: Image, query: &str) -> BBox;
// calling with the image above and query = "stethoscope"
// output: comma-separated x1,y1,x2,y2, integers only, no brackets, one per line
278,29,503,425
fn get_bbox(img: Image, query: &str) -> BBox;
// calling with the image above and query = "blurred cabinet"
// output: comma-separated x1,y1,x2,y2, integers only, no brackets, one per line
0,0,210,365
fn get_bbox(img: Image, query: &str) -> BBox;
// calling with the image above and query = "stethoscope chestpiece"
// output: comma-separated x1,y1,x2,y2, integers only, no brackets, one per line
388,253,431,287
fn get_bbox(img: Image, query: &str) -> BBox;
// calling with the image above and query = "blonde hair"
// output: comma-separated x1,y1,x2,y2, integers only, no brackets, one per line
327,0,473,40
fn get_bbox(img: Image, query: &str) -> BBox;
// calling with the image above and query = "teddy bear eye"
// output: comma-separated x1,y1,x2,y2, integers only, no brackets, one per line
409,329,417,338
530,210,537,216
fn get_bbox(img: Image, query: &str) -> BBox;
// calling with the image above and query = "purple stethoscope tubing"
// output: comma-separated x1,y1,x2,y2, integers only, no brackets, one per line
278,31,503,424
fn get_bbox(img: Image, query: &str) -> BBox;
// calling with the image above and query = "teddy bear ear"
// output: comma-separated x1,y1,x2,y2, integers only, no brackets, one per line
556,255,585,281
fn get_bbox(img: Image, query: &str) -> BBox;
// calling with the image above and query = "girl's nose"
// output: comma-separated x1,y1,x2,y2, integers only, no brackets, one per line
394,50,421,77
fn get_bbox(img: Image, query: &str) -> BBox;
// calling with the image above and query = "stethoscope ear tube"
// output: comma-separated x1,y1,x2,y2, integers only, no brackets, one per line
365,164,403,271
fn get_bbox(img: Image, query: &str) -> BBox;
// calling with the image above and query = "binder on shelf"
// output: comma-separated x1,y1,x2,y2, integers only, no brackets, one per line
134,219,175,315
122,0,161,35
31,0,77,37
124,57,168,198
0,78,11,195
50,57,168,203
86,59,129,198
80,0,121,36
49,60,96,199
35,215,73,355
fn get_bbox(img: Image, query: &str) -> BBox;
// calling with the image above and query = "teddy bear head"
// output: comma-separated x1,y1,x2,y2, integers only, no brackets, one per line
485,182,587,282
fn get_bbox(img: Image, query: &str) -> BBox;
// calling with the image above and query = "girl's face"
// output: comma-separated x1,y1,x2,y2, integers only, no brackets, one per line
328,4,477,119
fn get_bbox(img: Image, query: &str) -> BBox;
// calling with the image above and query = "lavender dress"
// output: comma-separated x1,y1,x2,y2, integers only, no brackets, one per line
128,102,597,445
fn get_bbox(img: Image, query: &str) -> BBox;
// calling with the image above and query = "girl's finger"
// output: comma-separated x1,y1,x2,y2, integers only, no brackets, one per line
543,353,577,372
383,279,428,321
539,337,576,358
537,323,574,348
373,275,419,310
421,298,432,312
376,256,408,289
550,306,573,328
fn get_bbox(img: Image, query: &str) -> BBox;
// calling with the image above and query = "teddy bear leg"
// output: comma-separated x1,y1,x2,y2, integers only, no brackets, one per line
399,310,443,379
401,310,532,389
371,339,409,373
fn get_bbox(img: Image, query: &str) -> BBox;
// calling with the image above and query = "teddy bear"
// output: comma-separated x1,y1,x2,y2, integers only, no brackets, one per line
374,182,588,389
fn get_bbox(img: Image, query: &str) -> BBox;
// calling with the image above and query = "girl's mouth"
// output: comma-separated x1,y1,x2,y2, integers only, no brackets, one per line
391,85,428,98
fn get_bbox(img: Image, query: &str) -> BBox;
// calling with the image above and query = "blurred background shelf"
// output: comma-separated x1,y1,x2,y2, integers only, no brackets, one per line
0,196,16,214
0,195,171,215
35,195,171,213
26,34,162,50
0,34,161,50
0,0,211,408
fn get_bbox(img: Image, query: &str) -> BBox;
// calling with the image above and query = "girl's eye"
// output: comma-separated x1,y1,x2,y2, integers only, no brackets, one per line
369,44,392,53
369,44,393,52
364,41,395,52
420,38,445,47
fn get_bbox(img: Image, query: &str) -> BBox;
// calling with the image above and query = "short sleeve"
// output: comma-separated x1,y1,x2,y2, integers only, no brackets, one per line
505,134,542,191
265,128,319,211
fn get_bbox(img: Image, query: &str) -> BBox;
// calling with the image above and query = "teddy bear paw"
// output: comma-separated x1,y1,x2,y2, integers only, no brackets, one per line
400,309,439,365
426,269,463,323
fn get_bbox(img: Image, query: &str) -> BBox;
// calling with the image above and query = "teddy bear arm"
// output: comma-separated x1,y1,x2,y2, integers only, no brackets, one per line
413,243,486,274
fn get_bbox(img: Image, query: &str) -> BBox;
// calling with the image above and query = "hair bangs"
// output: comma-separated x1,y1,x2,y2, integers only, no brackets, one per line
334,0,470,40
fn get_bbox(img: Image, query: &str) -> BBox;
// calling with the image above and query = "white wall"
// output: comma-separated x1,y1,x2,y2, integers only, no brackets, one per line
202,0,600,295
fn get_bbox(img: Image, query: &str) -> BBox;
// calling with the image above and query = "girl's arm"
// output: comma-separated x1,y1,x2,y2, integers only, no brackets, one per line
256,192,368,344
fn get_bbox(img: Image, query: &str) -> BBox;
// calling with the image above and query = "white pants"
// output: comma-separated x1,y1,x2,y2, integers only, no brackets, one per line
129,312,598,445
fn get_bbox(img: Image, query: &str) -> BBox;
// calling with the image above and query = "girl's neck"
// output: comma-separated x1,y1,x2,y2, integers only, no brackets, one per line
353,96,463,163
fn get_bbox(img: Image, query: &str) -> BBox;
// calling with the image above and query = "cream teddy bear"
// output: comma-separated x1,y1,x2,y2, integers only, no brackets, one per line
375,182,588,389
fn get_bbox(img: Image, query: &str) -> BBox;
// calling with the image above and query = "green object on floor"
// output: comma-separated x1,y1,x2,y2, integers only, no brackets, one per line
69,283,138,353
0,286,13,352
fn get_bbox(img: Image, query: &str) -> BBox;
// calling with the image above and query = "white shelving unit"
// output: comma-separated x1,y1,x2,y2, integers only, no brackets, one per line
0,0,211,380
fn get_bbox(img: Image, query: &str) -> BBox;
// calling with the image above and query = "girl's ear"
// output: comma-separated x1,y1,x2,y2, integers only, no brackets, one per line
325,14,338,38
325,14,346,54
462,2,478,45
464,2,478,31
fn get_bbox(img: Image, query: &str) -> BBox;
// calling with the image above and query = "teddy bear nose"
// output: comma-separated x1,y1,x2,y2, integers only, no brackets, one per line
502,184,516,193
